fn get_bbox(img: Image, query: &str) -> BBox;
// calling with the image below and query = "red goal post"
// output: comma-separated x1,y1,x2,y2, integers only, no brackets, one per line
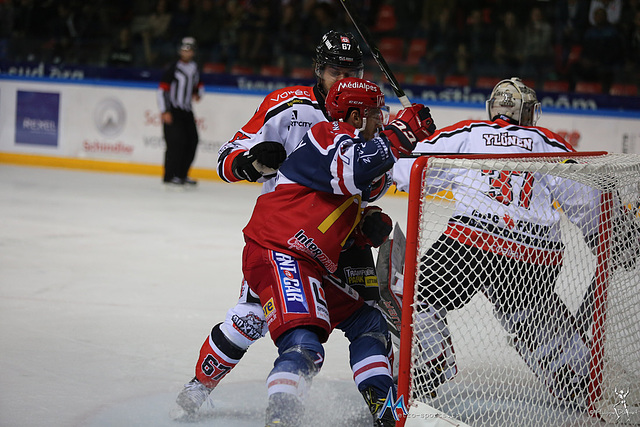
395,151,640,426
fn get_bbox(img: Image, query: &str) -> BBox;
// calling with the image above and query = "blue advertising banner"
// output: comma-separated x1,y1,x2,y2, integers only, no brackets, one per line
15,90,60,147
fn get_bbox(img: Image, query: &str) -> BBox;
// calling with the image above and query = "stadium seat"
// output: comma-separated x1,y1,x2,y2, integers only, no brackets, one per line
373,4,397,33
230,65,254,75
290,67,314,80
574,81,603,94
260,65,284,77
202,62,226,74
543,80,570,92
444,75,470,87
609,83,638,96
412,74,437,86
363,70,380,83
378,37,405,64
406,38,428,66
475,76,499,89
393,72,406,84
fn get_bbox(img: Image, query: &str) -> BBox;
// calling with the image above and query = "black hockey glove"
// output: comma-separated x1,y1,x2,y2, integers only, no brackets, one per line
611,212,639,270
352,206,393,248
231,151,262,182
585,208,639,271
250,141,287,170
231,141,286,182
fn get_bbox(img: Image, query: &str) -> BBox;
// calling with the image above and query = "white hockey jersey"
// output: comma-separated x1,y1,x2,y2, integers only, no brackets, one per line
393,118,601,264
217,85,329,194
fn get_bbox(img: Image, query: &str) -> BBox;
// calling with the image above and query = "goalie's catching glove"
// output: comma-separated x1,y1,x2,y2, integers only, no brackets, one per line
231,141,286,182
352,206,393,248
381,104,436,157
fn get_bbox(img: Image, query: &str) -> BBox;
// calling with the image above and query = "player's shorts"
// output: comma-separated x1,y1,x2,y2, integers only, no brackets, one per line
242,239,364,343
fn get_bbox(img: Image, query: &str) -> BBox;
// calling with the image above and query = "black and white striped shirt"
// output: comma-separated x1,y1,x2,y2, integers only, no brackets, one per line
157,60,203,112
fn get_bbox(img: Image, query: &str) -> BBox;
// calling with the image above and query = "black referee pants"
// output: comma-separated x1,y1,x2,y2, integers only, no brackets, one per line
163,109,199,182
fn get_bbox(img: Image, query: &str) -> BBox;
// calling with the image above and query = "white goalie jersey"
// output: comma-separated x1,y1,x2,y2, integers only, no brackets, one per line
393,118,601,260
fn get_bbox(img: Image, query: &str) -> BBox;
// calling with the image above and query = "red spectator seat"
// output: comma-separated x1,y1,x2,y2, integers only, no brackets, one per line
609,83,638,96
406,38,428,66
393,72,406,84
364,70,379,82
444,75,470,87
574,81,603,94
412,74,437,86
555,44,583,74
543,80,570,92
373,4,397,33
378,37,405,64
230,65,254,75
260,65,284,77
290,67,314,80
202,62,226,74
475,76,499,89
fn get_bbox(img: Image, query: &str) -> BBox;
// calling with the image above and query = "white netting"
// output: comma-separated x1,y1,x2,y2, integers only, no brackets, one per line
402,153,640,426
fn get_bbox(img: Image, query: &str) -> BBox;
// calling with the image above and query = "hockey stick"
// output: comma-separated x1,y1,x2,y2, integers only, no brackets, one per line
339,0,411,108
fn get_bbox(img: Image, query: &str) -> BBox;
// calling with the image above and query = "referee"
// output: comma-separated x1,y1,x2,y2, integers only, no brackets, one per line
157,37,203,187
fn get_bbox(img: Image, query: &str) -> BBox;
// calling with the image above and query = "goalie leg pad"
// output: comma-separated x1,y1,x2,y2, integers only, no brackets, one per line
413,304,458,397
494,297,590,402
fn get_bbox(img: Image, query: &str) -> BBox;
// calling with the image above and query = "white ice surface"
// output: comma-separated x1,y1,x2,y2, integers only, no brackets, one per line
0,165,409,427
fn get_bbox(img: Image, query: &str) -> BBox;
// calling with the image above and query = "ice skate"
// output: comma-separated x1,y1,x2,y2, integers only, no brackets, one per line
360,386,396,427
184,177,198,186
170,377,213,421
265,393,303,427
164,177,186,192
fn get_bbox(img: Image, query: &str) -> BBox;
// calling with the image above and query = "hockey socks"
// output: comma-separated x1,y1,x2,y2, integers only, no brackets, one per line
195,323,246,388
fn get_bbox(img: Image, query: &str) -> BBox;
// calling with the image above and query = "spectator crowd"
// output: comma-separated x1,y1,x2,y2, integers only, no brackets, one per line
1,0,639,94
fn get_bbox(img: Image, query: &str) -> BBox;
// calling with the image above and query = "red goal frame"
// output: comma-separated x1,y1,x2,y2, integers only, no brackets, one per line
395,151,611,426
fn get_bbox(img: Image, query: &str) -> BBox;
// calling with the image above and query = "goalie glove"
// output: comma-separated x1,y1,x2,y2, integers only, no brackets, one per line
352,206,393,249
584,206,639,271
231,141,286,182
611,213,639,270
381,104,436,157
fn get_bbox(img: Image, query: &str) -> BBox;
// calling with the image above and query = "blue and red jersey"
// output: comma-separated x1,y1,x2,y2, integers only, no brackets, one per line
243,120,395,272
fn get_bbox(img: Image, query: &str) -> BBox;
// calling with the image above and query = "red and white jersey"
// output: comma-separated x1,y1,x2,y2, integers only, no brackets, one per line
217,85,329,194
393,118,600,264
243,120,396,273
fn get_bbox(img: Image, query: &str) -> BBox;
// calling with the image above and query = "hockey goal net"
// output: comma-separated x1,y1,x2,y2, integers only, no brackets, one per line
396,152,640,426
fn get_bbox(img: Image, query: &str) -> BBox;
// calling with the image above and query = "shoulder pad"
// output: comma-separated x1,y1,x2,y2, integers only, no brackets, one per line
267,86,315,104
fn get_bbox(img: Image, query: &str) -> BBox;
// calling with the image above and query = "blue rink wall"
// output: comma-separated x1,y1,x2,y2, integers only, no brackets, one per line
2,76,640,179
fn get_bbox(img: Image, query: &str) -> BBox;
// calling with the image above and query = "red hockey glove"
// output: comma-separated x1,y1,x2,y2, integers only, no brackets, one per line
231,141,286,182
352,206,393,248
381,104,436,157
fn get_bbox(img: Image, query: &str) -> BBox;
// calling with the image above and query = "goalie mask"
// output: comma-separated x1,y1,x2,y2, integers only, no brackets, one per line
486,77,541,126
326,77,388,130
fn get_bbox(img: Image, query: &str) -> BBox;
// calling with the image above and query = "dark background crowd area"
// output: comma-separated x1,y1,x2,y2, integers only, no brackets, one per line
2,0,640,96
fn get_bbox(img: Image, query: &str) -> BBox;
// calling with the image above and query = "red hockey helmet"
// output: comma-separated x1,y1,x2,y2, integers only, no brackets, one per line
325,77,387,124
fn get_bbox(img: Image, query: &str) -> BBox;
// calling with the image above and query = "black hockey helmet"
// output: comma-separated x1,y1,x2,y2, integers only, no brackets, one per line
315,30,364,75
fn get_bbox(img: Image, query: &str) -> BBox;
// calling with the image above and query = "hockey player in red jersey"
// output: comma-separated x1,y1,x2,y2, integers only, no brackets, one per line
172,31,426,423
392,77,601,403
242,77,434,426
